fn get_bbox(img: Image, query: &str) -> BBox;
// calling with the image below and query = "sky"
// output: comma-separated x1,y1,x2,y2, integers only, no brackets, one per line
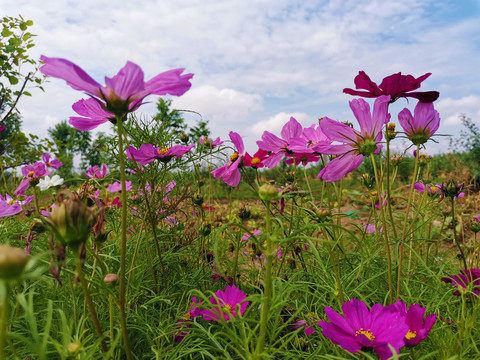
2,0,480,156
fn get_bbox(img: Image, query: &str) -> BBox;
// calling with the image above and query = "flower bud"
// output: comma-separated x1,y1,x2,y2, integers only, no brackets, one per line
390,154,404,166
180,132,190,144
259,184,281,201
385,122,397,141
0,244,30,280
441,180,464,199
46,191,97,247
103,273,119,285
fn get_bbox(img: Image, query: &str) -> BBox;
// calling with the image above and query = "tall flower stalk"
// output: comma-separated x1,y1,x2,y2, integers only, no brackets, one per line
116,117,133,360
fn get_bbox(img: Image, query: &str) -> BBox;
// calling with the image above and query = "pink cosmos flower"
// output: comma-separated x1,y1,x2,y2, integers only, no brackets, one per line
21,162,50,179
363,223,382,233
42,153,62,170
40,56,193,127
106,181,132,193
319,299,408,360
211,132,245,187
0,197,23,217
316,95,391,182
126,143,194,165
85,163,109,179
343,71,439,103
13,178,31,197
0,194,34,207
442,269,480,296
244,149,269,169
413,181,442,195
257,117,303,168
390,300,437,347
201,285,249,321
290,313,319,336
173,297,203,343
199,136,223,148
398,101,440,145
0,125,5,132
474,215,480,222
241,229,261,242
288,124,330,155
69,98,117,131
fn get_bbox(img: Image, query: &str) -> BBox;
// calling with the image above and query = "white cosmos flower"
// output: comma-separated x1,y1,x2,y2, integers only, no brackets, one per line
38,175,64,191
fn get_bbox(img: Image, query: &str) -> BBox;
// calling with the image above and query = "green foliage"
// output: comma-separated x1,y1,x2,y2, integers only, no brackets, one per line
0,15,44,123
48,120,91,178
450,114,480,179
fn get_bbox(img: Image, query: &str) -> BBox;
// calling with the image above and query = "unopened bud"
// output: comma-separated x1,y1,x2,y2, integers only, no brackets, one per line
180,133,189,144
46,191,97,247
0,245,30,280
103,273,119,285
259,184,281,201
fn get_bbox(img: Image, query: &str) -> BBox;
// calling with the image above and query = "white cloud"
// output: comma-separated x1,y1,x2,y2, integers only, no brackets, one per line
249,112,315,137
172,85,262,125
436,95,480,126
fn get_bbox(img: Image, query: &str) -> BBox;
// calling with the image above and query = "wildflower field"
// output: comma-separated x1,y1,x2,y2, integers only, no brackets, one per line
3,16,480,360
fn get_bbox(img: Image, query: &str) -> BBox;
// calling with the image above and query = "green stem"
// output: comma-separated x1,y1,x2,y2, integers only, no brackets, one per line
451,197,468,271
0,281,9,360
116,118,133,360
109,295,115,344
256,202,273,355
75,252,107,353
397,145,420,299
385,139,398,239
371,155,393,304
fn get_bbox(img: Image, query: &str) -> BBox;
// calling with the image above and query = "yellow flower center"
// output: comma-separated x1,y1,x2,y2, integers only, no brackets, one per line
251,157,260,165
405,330,417,340
183,312,192,320
230,153,239,162
201,202,207,208
47,161,52,166
222,304,233,313
430,186,439,193
158,146,169,155
28,171,34,177
355,328,376,341
7,199,16,205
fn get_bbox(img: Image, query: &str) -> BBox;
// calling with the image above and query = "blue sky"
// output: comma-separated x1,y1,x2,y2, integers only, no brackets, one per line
2,0,480,155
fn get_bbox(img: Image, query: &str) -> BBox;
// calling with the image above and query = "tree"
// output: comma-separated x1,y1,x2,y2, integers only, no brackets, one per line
48,120,91,178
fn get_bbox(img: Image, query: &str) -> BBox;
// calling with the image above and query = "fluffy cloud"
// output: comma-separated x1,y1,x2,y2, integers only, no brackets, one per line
436,95,480,126
172,85,262,125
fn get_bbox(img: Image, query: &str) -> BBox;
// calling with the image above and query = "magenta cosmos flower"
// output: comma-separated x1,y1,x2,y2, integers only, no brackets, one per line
319,299,408,360
40,56,193,128
0,196,23,217
106,181,132,193
126,143,193,165
315,95,391,182
85,163,109,179
390,300,437,347
442,269,480,296
343,71,439,103
42,153,62,170
211,132,245,187
398,101,440,146
201,285,249,321
243,148,269,169
256,117,303,168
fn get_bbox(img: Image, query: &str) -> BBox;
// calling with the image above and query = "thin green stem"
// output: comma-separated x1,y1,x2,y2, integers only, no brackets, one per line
385,139,398,239
0,281,9,360
371,155,393,304
75,252,107,353
256,201,273,355
451,197,468,271
397,145,420,299
116,118,133,360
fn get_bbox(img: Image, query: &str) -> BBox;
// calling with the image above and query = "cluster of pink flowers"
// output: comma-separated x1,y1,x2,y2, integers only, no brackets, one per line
173,285,249,342
319,299,437,359
210,71,441,187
